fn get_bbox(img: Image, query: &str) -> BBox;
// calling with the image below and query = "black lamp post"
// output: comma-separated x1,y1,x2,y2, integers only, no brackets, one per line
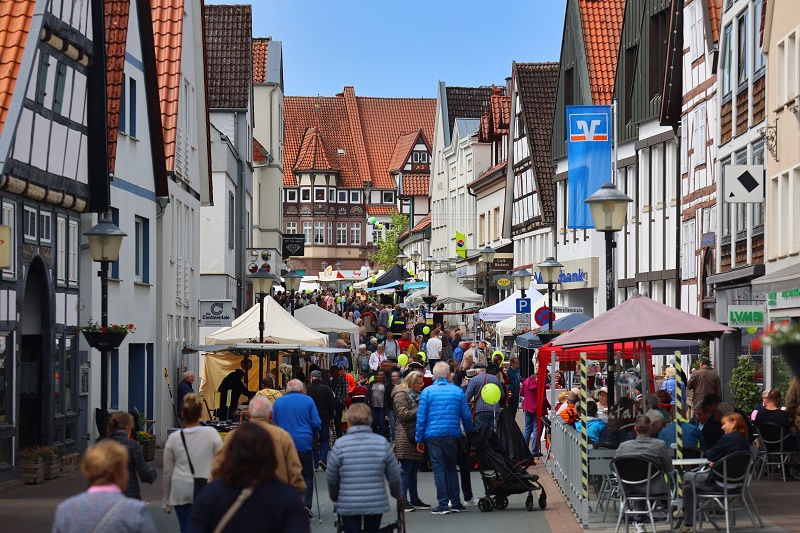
585,182,633,407
250,267,276,386
84,214,126,433
410,250,421,279
512,268,532,298
538,257,563,332
480,246,496,306
284,270,302,316
423,255,437,312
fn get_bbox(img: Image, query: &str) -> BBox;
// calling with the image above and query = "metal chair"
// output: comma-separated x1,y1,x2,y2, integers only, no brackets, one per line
743,446,765,528
693,451,760,533
755,421,799,482
611,456,673,533
589,445,619,520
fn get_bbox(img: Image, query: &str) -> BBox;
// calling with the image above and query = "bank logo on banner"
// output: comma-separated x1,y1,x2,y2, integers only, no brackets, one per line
455,231,466,258
566,105,612,228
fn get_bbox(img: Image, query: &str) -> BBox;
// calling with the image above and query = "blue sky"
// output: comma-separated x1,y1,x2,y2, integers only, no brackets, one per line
206,0,567,98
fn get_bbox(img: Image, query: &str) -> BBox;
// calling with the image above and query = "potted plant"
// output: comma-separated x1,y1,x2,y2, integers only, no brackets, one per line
135,430,155,461
37,446,63,479
752,321,800,377
78,319,135,351
19,447,45,484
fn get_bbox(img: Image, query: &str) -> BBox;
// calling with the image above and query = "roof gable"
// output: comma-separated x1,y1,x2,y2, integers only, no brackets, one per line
151,0,184,171
294,127,337,172
252,37,268,84
204,4,251,109
0,0,35,138
389,129,430,173
105,0,131,175
578,0,626,104
444,86,495,144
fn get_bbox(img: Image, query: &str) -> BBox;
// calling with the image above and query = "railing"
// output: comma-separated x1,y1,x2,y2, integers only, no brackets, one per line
548,416,589,525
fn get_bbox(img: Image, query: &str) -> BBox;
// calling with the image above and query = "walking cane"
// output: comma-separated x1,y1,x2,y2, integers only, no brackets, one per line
313,471,322,524
164,368,181,426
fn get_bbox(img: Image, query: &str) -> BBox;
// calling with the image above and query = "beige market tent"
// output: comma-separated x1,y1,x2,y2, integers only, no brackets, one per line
293,304,360,333
205,296,326,346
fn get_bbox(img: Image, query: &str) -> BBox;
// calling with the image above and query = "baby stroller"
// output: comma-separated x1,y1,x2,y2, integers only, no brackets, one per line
336,501,405,533
475,410,547,512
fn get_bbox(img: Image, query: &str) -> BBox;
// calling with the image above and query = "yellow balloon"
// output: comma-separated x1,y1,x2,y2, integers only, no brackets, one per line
398,354,409,366
746,327,758,335
418,351,427,361
481,383,502,405
422,326,430,335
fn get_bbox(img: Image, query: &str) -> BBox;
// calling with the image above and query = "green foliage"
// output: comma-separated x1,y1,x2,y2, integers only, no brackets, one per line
729,355,762,413
368,212,410,271
772,355,792,402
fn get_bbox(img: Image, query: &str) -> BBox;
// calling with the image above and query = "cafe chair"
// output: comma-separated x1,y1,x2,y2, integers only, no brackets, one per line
743,447,764,528
692,451,760,533
589,444,619,520
755,421,799,482
611,456,672,533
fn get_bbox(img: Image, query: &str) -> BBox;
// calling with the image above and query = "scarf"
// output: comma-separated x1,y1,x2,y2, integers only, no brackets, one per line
407,388,420,405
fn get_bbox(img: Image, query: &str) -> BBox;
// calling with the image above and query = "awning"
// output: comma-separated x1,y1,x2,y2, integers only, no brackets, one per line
706,264,765,286
364,281,402,291
751,261,800,294
227,343,350,353
182,344,230,353
403,281,429,290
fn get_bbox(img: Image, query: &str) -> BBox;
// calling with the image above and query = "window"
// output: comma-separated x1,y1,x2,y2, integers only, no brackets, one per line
564,67,574,107
314,221,324,244
303,222,312,244
337,222,347,244
52,62,67,115
382,191,394,204
722,24,733,96
120,76,126,133
350,190,361,203
228,192,235,249
314,187,326,202
493,207,500,240
350,223,362,245
329,188,336,202
286,189,298,202
737,11,748,86
286,221,297,234
694,104,706,165
690,1,704,62
338,190,348,203
129,78,137,138
479,214,485,245
300,187,311,202
721,157,731,237
68,219,79,284
753,0,766,73
2,202,15,277
56,217,66,282
327,222,333,245
735,148,748,238
134,216,149,283
682,219,697,279
649,9,668,98
23,206,37,240
39,211,51,244
624,46,637,123
35,53,50,105
752,140,765,229
680,116,688,174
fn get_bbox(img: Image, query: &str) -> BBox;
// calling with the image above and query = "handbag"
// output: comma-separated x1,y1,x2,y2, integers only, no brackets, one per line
212,486,253,533
180,430,208,499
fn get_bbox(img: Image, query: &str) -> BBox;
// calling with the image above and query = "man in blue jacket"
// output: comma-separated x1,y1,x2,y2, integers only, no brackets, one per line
415,361,473,515
274,379,322,517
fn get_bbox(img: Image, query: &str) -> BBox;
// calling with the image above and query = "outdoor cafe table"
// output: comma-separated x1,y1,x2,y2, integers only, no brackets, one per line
672,458,710,468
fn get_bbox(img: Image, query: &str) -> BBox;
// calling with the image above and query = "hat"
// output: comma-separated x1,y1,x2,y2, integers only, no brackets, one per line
408,362,424,370
473,362,487,369
310,370,323,379
466,369,477,378
596,387,608,395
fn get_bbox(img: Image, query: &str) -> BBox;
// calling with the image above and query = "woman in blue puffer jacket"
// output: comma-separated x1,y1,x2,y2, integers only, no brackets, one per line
660,367,683,404
327,403,401,533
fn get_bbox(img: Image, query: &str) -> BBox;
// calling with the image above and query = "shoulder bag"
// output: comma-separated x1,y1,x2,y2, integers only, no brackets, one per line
212,486,254,533
180,430,208,499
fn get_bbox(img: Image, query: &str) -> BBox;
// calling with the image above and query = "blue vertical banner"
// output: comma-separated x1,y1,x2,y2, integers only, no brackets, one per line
566,105,612,228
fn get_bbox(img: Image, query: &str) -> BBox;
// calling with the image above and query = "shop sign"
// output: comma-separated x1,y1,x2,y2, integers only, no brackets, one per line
727,305,766,328
492,257,513,270
532,257,599,289
494,275,512,288
199,300,233,327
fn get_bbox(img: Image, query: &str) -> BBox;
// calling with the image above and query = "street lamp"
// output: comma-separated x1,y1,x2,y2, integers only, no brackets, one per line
424,256,436,297
479,246,496,306
283,270,302,317
410,250,421,279
585,182,633,407
395,252,409,267
538,257,563,332
321,261,328,271
250,267,276,386
84,214,126,432
512,268,532,298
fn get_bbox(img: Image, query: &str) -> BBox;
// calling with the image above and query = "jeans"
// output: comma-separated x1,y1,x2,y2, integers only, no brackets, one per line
333,404,345,438
371,407,385,437
389,410,397,442
523,410,539,454
427,437,461,509
314,425,330,464
471,410,498,449
456,437,473,501
682,471,717,525
298,450,315,508
174,504,192,533
400,459,421,502
341,514,382,533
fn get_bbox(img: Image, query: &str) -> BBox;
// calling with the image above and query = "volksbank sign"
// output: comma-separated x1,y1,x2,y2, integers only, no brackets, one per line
532,257,599,289
534,269,588,284
727,305,766,328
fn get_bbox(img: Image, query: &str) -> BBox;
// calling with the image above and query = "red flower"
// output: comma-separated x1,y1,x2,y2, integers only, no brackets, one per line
751,337,761,351
128,324,135,329
101,327,107,332
76,328,81,332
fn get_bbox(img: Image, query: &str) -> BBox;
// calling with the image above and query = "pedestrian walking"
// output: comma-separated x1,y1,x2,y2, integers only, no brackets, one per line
177,371,195,414
415,361,473,515
104,411,157,500
391,371,431,512
328,365,349,438
465,363,505,448
162,394,223,533
687,357,722,414
366,370,393,437
306,370,336,471
521,372,548,456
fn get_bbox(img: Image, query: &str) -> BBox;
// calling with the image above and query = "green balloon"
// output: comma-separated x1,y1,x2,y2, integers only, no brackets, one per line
418,351,427,361
398,354,409,366
746,327,758,335
422,326,430,335
481,383,502,405
369,217,377,224
336,296,342,303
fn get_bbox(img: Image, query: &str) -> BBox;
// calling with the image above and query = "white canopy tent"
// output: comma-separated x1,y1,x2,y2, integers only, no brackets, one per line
293,305,360,333
431,274,483,305
477,288,543,322
205,296,327,346
495,295,569,337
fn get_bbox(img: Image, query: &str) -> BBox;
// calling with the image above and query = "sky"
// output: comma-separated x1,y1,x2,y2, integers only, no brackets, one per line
206,0,568,98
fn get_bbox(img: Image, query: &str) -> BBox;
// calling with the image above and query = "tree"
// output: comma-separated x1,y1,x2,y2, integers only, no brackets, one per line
729,355,762,413
369,211,409,271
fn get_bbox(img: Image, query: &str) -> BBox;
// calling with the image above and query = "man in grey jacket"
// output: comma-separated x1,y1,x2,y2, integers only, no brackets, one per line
327,403,401,532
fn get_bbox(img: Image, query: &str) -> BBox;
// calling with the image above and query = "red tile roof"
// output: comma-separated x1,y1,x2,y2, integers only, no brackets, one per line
284,87,435,190
0,0,34,137
578,0,626,105
294,127,337,171
253,137,268,163
490,94,511,135
252,37,269,84
388,130,419,172
151,0,184,171
401,175,429,196
411,212,431,233
105,0,131,176
709,0,721,44
471,160,506,185
366,205,397,216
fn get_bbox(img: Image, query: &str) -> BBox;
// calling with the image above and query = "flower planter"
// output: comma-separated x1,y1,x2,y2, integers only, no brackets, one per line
536,333,561,345
422,296,438,305
81,331,128,351
43,456,62,479
139,439,155,461
19,458,44,485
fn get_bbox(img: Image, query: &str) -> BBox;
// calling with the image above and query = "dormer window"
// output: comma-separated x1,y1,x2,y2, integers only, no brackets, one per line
314,187,326,201
300,187,311,202
382,191,395,204
338,190,348,203
337,148,346,156
286,189,298,202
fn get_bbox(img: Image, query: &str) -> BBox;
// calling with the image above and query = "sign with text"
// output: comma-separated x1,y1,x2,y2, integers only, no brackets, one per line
282,235,305,257
516,298,532,314
516,313,531,331
552,306,584,313
491,257,514,270
727,304,766,328
199,300,233,327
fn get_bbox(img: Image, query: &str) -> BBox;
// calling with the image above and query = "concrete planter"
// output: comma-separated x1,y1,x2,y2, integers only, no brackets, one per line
139,439,155,461
43,456,62,479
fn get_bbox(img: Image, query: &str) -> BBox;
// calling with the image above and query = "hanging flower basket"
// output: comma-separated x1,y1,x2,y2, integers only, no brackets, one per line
753,321,800,376
81,331,128,351
422,295,438,305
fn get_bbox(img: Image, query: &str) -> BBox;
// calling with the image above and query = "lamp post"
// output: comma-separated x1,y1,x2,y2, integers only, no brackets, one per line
512,268,532,298
585,182,633,407
284,270,302,317
249,267,276,386
423,256,437,314
84,214,126,432
538,257,563,332
410,250,421,279
480,246,496,306
395,252,409,268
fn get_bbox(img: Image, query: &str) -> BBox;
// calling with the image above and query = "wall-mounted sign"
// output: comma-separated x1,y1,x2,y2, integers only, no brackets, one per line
283,235,305,257
199,300,233,327
727,304,766,328
495,275,512,288
492,257,513,270
724,165,764,203
532,257,599,289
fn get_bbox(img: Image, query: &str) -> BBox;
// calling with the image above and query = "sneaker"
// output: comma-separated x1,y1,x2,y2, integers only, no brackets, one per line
401,501,415,512
450,505,467,513
673,508,685,519
464,498,479,506
675,525,693,533
411,500,431,510
318,460,327,471
632,522,646,533
431,507,450,515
